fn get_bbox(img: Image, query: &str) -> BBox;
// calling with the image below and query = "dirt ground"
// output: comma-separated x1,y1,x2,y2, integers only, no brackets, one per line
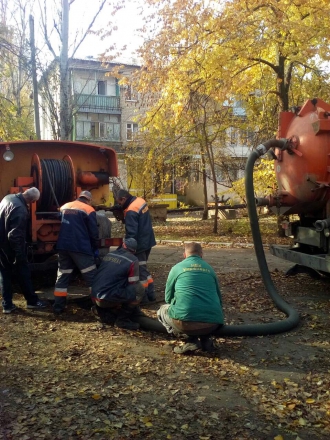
0,251,330,439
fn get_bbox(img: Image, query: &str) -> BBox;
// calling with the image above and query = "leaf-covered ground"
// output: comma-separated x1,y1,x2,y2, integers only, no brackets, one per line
153,213,292,246
1,262,330,440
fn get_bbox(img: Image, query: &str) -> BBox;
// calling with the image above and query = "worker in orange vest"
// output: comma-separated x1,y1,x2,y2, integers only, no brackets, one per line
115,189,156,304
53,190,99,314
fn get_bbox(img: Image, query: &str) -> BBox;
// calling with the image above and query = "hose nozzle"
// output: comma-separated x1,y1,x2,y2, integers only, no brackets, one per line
254,138,288,157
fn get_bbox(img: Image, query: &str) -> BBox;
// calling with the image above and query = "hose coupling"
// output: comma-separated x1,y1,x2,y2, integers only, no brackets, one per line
314,218,330,232
255,144,268,157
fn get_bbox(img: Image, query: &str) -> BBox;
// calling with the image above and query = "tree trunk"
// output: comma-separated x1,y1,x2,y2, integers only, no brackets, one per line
29,15,41,139
60,0,70,140
201,152,208,220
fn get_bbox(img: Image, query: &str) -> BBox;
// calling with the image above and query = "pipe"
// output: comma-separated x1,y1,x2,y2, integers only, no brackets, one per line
314,218,330,232
255,197,270,207
77,171,109,186
135,139,300,336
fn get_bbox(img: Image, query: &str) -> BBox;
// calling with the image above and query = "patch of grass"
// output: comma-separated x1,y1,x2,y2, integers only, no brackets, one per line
153,214,289,244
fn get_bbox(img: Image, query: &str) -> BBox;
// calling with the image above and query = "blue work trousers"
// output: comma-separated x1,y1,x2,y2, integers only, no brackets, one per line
54,251,97,310
136,249,155,300
0,247,39,309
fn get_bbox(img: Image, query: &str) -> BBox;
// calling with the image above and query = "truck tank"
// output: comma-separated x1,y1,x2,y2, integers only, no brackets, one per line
273,98,330,215
0,140,122,269
257,98,330,274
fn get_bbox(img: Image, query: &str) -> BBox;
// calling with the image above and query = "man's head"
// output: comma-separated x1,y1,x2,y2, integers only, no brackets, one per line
79,190,92,204
122,237,137,253
22,187,40,203
116,189,131,207
183,242,203,258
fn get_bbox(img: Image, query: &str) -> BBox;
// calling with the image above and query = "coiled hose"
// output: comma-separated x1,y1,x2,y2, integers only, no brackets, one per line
135,144,300,336
38,159,74,211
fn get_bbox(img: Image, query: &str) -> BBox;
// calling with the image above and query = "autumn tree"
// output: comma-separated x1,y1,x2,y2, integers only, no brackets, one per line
129,1,239,231
131,0,330,236
0,0,35,140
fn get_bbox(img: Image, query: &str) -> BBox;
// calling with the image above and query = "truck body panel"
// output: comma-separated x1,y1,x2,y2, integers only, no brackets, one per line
0,140,120,267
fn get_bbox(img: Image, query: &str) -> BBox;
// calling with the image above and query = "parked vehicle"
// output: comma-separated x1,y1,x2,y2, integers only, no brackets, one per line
0,140,121,269
255,98,330,274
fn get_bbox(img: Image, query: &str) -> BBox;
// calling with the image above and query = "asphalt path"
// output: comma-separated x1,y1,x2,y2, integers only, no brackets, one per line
148,244,293,274
36,244,293,300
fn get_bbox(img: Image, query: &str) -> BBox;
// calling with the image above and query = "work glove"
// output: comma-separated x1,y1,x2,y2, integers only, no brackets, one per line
109,205,125,222
109,204,122,212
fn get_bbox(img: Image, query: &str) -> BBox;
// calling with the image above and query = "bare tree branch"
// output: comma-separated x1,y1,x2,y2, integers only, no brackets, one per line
37,0,57,58
71,0,107,58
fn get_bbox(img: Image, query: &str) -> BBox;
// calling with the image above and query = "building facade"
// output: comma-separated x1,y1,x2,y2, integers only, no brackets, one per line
39,60,252,207
40,57,142,153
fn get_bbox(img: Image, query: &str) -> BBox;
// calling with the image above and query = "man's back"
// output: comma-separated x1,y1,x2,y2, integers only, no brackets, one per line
92,247,139,302
57,199,98,255
123,196,156,253
0,193,27,247
165,255,224,324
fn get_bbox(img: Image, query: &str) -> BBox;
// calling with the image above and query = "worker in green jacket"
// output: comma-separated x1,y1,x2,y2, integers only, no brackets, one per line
157,242,224,354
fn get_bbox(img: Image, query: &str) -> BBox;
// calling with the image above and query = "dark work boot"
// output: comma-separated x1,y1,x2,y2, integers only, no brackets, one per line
53,302,65,315
115,307,140,330
53,296,67,315
91,305,117,325
200,335,216,352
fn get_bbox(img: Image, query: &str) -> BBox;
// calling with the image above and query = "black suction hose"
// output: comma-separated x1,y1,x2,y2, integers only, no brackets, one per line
38,159,74,211
135,141,300,336
214,145,300,336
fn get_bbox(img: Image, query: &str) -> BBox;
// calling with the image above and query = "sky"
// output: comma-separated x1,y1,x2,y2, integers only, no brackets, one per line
68,0,148,64
4,0,152,66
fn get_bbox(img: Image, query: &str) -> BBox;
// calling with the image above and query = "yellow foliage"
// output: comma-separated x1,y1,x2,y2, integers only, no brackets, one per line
232,159,276,200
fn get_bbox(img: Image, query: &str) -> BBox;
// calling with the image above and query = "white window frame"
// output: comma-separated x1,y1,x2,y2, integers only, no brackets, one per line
126,122,138,141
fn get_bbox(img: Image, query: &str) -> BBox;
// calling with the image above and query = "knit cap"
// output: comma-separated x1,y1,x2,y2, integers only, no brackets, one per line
123,237,137,252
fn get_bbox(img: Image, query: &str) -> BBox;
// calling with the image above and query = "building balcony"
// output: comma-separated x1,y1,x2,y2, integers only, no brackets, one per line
74,94,121,113
75,135,121,142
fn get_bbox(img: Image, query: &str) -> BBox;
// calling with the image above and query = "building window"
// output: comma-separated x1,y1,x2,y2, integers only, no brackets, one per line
126,123,138,141
76,121,92,139
107,77,117,96
125,85,138,101
76,114,120,141
98,81,106,95
229,127,238,145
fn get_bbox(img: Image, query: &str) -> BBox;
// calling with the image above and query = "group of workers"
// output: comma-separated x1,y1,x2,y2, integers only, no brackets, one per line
0,187,224,354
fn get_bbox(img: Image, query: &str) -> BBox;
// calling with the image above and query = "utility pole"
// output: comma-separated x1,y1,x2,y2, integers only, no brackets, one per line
29,15,41,139
60,0,70,140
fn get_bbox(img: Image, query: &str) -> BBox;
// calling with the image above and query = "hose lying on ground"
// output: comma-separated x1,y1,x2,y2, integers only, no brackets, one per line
134,142,300,337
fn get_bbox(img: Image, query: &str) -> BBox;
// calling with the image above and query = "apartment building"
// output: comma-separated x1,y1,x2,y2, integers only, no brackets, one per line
40,57,142,154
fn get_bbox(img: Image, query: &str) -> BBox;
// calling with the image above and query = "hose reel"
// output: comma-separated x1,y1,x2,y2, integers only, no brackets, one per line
31,154,76,211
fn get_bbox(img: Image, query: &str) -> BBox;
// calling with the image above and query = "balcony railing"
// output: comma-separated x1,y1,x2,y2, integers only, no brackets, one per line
74,94,120,111
75,134,121,142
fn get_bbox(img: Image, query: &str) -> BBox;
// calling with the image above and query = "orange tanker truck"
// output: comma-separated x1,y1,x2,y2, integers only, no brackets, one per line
0,140,121,270
254,98,330,275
